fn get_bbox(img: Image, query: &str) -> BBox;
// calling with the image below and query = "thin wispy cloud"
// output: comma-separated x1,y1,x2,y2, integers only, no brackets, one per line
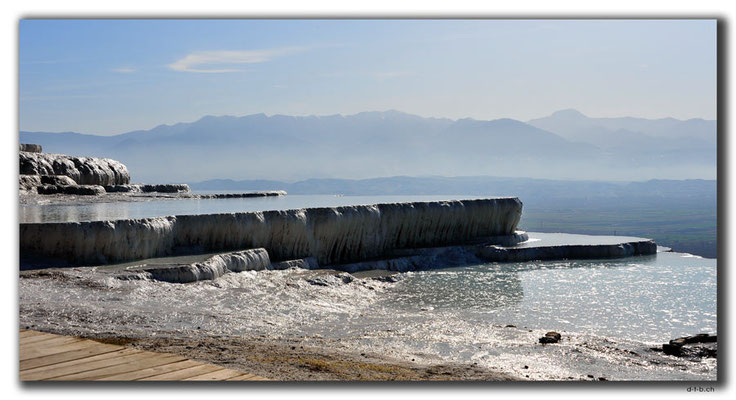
168,47,306,73
112,67,136,73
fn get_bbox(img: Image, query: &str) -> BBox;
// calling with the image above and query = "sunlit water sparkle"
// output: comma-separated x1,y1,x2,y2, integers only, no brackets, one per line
18,195,717,380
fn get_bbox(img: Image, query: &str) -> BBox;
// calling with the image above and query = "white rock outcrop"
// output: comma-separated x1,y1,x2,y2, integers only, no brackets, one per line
20,144,42,153
19,151,130,186
19,175,41,192
476,240,657,262
20,198,523,266
132,248,271,283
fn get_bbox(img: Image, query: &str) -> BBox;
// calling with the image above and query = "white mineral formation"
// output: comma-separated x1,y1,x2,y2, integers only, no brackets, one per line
20,144,42,153
19,151,130,186
19,175,41,192
133,248,271,283
270,257,319,270
40,175,78,186
476,240,657,262
20,198,523,266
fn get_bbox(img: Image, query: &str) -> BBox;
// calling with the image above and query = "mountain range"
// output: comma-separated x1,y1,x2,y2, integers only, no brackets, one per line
20,109,716,183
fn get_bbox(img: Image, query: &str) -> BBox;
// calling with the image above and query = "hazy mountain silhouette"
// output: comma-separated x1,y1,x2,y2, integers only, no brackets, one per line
528,109,716,168
21,110,715,183
528,109,715,142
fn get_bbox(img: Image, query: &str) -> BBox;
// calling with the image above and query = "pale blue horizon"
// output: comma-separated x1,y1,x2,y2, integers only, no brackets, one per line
20,19,717,136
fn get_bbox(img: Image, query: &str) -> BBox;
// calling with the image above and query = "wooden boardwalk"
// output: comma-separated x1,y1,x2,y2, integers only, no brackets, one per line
19,330,269,381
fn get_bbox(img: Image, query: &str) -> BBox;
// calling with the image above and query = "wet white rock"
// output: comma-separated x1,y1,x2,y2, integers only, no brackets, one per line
19,175,41,192
271,258,319,270
19,151,130,186
36,184,106,196
20,198,523,266
131,248,271,283
40,175,77,186
20,143,42,153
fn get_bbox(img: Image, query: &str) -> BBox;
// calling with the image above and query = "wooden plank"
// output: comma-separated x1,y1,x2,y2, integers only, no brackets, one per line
48,353,186,381
20,332,62,341
225,373,270,381
37,352,161,381
183,368,245,381
19,330,269,382
20,337,81,351
20,330,47,338
24,351,152,381
98,360,203,381
20,334,77,345
20,340,95,361
21,349,144,381
21,343,124,371
140,364,224,381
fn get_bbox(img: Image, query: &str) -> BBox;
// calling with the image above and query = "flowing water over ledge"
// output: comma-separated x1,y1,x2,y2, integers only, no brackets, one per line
17,195,715,380
18,237,716,381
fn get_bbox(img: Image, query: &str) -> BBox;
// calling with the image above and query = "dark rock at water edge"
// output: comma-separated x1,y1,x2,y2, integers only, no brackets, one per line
20,144,42,153
37,184,106,196
197,190,286,199
671,333,717,345
539,331,562,344
140,184,190,193
371,275,402,283
103,184,191,194
305,274,355,287
103,184,141,193
661,334,717,359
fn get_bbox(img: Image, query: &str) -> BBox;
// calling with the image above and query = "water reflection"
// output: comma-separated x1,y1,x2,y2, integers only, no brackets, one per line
19,194,483,223
390,268,524,311
385,254,656,313
20,202,132,223
385,252,715,343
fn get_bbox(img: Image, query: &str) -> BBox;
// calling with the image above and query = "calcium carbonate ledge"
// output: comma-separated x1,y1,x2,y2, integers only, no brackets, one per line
20,198,524,268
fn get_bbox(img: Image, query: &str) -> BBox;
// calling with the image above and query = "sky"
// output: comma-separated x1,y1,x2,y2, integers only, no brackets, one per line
19,19,717,135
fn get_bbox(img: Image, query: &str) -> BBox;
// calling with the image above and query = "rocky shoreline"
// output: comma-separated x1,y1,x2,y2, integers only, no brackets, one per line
19,254,717,381
18,320,716,381
99,334,519,381
654,334,717,361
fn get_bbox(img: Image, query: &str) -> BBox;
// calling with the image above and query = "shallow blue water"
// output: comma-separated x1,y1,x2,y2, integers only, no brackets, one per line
19,194,484,223
18,242,717,380
383,250,716,344
18,195,718,379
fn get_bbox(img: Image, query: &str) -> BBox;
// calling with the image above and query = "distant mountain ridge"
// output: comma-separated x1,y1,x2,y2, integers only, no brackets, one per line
190,175,716,199
528,108,715,148
21,109,716,183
